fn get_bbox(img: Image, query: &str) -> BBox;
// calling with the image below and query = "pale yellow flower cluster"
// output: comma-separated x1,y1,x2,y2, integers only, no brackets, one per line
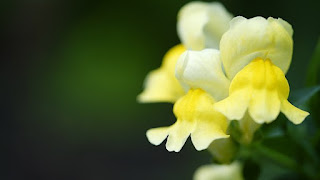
138,1,309,156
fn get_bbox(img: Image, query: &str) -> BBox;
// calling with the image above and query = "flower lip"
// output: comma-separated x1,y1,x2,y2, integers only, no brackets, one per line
147,89,229,152
214,58,309,124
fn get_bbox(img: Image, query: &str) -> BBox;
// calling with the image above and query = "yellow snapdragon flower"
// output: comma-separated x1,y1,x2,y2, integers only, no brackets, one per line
146,16,310,152
137,45,186,103
147,49,231,152
138,2,232,103
147,88,229,152
213,16,309,124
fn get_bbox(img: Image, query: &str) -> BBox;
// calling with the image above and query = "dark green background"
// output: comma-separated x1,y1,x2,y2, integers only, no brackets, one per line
3,0,319,179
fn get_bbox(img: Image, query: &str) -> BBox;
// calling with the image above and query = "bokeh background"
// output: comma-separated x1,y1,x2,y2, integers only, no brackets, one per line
4,0,319,179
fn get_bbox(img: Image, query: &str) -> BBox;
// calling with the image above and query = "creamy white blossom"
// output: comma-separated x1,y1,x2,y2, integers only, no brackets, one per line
178,1,233,50
194,161,244,180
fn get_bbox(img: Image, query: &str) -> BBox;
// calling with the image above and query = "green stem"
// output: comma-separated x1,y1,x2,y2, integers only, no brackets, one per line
251,143,320,179
252,143,300,172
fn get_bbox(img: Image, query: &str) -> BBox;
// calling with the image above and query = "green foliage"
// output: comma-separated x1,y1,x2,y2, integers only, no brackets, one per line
290,86,320,108
306,38,320,87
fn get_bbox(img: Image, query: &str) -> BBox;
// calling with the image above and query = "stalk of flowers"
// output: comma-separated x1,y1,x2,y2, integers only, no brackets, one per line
139,1,309,158
167,16,309,150
138,2,234,153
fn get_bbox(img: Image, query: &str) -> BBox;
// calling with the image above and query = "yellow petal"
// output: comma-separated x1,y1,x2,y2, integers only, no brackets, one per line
248,60,281,123
214,58,309,124
193,161,244,180
174,89,229,151
220,16,293,79
248,89,280,124
146,89,229,152
146,127,170,146
281,100,309,124
177,2,232,50
162,44,187,75
190,91,229,151
175,49,230,101
138,44,186,103
213,89,250,120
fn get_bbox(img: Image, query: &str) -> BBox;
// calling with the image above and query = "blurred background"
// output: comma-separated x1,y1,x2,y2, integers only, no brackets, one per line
3,0,319,179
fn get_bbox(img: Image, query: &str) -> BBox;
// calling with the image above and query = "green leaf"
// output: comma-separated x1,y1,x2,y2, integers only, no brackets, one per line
289,85,320,107
260,115,287,139
287,120,320,165
228,120,242,143
252,142,299,171
306,38,320,86
258,161,295,180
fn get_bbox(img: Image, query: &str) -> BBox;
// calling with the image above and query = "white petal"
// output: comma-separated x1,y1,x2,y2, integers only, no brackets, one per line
276,18,293,36
203,3,233,49
175,49,230,101
193,161,244,180
220,16,293,79
177,2,232,50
